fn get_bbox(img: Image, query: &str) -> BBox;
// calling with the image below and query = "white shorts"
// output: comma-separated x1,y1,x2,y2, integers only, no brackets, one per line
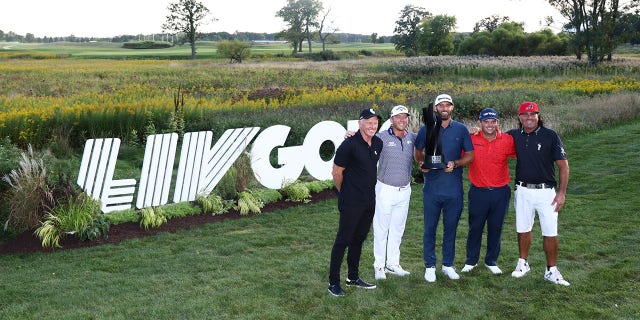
514,185,558,236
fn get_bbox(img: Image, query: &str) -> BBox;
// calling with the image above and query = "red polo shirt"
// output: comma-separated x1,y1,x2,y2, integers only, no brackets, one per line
468,130,516,188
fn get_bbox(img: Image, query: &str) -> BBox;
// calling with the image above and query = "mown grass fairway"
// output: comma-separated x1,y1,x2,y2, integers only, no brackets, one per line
1,119,638,320
1,41,396,59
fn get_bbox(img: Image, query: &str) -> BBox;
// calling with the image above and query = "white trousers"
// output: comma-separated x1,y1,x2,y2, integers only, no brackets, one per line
373,181,411,268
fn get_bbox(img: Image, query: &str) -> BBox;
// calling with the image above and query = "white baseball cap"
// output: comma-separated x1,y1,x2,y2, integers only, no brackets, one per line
434,94,454,106
390,105,410,117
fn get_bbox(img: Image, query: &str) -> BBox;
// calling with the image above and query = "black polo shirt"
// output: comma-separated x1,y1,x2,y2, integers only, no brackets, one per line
508,126,567,187
334,130,383,207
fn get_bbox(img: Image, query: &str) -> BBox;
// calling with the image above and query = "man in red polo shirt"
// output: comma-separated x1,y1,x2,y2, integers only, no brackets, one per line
461,108,516,275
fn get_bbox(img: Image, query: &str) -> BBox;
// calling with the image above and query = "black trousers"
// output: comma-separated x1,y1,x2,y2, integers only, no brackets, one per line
328,203,375,285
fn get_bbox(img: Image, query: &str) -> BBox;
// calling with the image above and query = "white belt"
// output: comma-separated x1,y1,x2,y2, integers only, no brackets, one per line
378,180,410,191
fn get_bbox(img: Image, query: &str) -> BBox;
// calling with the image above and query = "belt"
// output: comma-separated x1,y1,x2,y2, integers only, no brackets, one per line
516,181,553,189
378,180,410,191
471,184,507,191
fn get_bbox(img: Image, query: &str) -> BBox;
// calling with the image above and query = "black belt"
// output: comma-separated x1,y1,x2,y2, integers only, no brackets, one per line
471,184,507,191
516,181,553,189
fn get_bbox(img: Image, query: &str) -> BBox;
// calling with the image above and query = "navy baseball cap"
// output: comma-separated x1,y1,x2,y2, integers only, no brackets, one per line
479,108,499,121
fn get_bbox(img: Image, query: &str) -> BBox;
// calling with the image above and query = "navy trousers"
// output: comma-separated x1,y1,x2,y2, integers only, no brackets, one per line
465,185,511,266
423,192,463,268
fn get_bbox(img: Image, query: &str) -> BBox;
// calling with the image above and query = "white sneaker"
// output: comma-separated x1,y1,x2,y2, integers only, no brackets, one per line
442,266,460,280
374,267,386,280
424,267,436,282
544,266,570,286
485,264,503,275
461,264,476,273
385,265,410,276
511,258,530,278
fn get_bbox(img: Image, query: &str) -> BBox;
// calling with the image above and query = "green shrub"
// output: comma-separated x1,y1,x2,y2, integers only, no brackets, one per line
304,179,335,193
235,152,256,193
214,166,238,200
251,188,283,205
235,190,263,215
196,193,231,215
103,208,138,225
78,216,110,241
162,202,203,219
299,50,340,61
139,207,167,230
0,138,22,178
33,193,101,248
216,40,252,63
54,193,100,232
280,180,311,203
122,41,173,49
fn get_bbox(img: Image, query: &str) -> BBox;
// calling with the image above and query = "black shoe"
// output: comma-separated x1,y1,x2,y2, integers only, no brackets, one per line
345,278,377,289
327,284,346,297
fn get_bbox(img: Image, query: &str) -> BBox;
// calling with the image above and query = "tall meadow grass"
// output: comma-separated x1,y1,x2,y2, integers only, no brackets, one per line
0,56,639,148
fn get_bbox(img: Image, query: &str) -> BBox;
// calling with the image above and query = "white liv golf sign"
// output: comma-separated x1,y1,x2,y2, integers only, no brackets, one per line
77,119,385,213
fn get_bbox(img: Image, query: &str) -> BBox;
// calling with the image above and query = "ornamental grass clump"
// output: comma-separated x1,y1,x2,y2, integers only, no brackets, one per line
303,179,334,194
251,188,283,205
196,193,231,216
139,206,167,230
34,193,102,248
235,190,263,215
280,180,311,203
2,145,53,232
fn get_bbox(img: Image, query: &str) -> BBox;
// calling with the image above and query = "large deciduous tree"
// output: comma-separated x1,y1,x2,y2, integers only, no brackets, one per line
317,8,339,52
457,21,568,56
162,0,211,60
276,0,323,55
473,15,511,33
548,0,640,65
392,5,431,56
418,15,457,55
616,12,640,45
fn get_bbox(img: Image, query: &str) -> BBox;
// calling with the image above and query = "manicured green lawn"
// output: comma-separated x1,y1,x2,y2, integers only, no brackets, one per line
0,120,638,319
1,41,396,59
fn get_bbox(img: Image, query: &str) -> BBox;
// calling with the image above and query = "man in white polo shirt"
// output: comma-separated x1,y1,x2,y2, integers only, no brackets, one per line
372,105,417,280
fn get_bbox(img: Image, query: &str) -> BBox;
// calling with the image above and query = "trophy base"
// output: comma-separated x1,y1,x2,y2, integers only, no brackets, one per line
421,155,447,170
421,162,447,170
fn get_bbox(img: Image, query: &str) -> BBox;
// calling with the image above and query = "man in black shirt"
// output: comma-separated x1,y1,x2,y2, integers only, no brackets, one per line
328,108,383,297
508,102,570,286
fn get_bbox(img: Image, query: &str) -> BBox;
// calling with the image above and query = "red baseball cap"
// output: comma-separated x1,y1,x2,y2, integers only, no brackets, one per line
518,102,539,114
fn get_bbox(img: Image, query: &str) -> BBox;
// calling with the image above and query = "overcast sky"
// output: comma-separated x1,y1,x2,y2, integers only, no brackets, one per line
2,0,565,38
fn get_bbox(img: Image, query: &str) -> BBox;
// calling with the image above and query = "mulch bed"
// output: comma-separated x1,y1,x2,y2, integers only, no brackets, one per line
0,189,336,255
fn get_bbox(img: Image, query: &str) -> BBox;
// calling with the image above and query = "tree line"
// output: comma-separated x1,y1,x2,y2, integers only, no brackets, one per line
3,0,639,65
0,31,385,45
392,1,640,65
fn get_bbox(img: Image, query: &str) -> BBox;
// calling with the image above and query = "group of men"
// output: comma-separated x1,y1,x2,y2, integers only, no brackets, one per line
328,94,570,297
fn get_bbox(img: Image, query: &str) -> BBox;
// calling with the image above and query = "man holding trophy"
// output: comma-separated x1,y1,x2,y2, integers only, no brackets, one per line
414,94,474,282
